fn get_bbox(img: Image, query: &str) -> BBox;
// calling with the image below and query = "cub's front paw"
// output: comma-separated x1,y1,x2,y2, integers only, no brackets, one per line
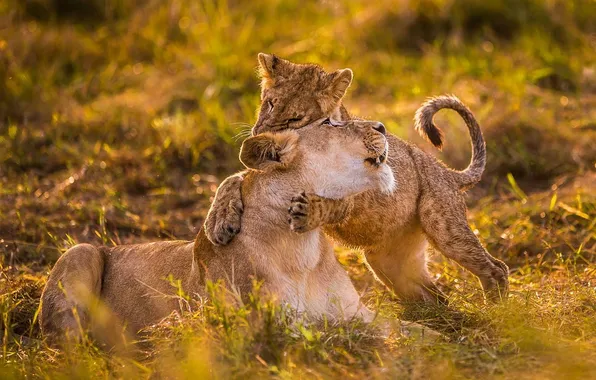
205,198,244,246
288,192,322,233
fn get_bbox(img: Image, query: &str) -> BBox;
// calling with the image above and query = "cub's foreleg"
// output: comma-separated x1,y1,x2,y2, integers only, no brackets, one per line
203,172,246,245
288,192,354,233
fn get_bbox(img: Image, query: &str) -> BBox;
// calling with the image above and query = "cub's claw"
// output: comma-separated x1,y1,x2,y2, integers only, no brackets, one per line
288,192,321,233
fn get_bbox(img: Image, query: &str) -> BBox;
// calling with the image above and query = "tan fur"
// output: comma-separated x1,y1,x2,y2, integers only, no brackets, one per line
204,54,509,304
39,119,394,345
253,53,352,134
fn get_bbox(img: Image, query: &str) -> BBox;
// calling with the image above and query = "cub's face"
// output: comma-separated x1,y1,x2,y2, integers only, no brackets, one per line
252,54,353,135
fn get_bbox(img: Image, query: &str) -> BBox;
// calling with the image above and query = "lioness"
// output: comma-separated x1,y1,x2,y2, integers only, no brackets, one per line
40,118,394,343
204,54,509,303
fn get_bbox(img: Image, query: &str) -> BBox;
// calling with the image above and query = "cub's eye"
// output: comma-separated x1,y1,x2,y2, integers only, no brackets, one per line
267,100,274,113
288,117,303,123
322,118,331,125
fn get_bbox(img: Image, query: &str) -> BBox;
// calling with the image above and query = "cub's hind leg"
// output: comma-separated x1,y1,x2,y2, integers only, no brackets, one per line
40,244,104,343
364,224,447,305
419,191,509,301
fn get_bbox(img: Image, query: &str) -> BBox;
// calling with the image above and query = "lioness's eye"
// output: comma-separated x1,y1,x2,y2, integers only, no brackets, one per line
267,100,274,113
324,118,342,127
288,117,303,123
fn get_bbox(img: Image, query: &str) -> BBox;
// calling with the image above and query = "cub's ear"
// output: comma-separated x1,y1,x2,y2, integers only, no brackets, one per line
240,131,300,171
326,68,353,103
257,53,290,89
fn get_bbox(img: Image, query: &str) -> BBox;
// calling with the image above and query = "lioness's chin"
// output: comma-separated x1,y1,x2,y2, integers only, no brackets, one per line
377,166,396,194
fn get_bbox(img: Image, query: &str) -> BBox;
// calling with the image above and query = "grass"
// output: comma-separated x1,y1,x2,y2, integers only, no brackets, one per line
1,0,595,378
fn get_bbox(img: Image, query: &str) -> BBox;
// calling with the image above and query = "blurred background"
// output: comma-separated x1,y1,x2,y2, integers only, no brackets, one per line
0,0,595,343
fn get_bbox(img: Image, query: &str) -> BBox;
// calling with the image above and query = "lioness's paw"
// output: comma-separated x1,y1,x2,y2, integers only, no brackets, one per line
288,192,321,233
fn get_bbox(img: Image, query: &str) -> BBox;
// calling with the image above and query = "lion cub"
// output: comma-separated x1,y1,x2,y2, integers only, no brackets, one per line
204,54,509,304
40,118,394,344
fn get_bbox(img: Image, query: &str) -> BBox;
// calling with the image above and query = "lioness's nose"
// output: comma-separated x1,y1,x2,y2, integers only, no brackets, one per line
372,122,386,136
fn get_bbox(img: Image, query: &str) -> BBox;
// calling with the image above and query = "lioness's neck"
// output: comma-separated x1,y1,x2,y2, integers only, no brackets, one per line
237,168,323,269
242,168,311,230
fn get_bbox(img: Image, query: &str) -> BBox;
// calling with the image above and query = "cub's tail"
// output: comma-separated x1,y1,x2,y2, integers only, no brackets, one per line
414,95,486,190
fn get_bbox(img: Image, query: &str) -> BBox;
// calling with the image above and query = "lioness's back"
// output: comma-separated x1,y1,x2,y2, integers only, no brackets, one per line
100,241,195,333
40,240,196,342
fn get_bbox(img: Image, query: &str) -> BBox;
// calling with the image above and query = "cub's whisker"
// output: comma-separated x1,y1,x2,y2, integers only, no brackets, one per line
233,130,253,142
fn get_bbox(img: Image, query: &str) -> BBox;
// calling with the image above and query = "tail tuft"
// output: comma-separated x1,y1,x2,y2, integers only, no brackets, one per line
413,95,486,189
414,101,445,149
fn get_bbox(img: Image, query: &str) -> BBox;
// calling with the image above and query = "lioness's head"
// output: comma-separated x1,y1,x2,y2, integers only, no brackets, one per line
241,118,395,198
252,53,352,135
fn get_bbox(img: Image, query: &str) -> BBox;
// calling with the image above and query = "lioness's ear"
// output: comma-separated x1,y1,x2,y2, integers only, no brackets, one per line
240,131,299,171
326,68,353,103
258,53,289,89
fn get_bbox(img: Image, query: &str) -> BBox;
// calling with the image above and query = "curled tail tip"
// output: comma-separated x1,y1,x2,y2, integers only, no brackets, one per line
425,124,444,149
414,103,444,150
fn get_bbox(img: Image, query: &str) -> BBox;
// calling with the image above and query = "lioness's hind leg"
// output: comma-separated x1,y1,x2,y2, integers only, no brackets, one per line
40,244,104,343
419,192,509,301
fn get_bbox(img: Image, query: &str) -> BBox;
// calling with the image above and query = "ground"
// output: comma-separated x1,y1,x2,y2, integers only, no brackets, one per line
0,0,595,378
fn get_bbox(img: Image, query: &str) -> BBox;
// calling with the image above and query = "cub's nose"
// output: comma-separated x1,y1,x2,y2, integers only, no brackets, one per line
372,122,386,136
